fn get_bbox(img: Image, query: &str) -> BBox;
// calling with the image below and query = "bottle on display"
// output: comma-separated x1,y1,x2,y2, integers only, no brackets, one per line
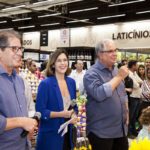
80,51,84,60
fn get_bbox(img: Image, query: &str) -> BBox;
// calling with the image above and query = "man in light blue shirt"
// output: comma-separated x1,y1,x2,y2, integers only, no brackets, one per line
83,39,129,150
0,30,38,150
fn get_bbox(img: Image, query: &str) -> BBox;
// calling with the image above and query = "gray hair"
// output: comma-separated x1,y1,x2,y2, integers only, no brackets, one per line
0,30,22,48
95,39,114,55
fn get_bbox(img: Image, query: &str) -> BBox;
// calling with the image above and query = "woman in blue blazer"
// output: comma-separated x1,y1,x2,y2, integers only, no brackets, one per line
36,49,77,150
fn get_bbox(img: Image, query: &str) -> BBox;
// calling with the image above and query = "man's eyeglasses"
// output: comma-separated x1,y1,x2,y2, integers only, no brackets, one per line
100,48,118,53
0,46,24,53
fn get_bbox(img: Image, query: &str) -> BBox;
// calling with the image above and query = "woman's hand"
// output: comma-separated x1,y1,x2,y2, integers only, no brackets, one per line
61,109,74,118
70,113,78,124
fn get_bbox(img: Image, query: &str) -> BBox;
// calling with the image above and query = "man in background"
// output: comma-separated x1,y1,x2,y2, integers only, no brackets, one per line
84,39,129,150
0,30,37,150
70,60,86,94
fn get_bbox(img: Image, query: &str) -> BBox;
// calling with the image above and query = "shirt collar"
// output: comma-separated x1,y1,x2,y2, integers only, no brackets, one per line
0,64,17,76
95,59,115,71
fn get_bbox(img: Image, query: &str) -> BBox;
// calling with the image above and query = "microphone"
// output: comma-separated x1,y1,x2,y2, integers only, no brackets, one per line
20,112,41,138
68,99,77,111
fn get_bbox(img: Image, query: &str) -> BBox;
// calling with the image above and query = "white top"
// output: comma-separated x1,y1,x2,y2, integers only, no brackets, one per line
129,71,143,98
19,72,35,117
63,96,71,110
70,70,86,90
137,125,150,140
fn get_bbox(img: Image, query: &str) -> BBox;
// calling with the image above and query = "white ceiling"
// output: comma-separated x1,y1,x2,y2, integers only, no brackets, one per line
0,0,30,4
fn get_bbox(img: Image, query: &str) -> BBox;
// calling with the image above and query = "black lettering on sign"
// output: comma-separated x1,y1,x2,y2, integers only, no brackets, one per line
23,40,32,45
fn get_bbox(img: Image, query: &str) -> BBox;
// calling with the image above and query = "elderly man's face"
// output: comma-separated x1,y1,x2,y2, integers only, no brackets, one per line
98,41,117,67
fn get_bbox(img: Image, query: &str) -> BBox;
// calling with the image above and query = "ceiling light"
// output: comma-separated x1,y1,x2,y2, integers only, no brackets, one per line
2,5,26,11
0,21,7,24
40,23,60,26
136,10,150,14
109,0,145,7
50,0,83,6
12,17,32,22
0,28,13,31
97,14,125,19
66,19,89,23
70,7,98,13
38,13,61,18
18,25,35,29
32,0,53,5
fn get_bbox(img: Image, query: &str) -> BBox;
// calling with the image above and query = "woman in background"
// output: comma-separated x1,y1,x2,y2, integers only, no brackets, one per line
36,49,77,150
137,65,145,81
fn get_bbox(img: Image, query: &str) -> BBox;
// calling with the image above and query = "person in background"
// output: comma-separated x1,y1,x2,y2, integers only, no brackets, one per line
145,57,150,71
15,59,35,117
118,59,128,68
40,60,48,78
70,60,86,93
0,30,38,150
25,58,32,70
36,49,78,150
137,107,150,140
128,60,143,137
83,39,129,150
137,65,145,81
118,63,133,105
28,60,37,74
140,68,150,111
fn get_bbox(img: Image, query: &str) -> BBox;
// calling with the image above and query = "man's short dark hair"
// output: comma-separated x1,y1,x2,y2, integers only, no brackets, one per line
128,60,137,69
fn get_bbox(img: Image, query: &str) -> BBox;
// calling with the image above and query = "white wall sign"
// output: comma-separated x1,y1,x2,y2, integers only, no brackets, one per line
23,32,40,49
60,28,70,46
22,20,150,50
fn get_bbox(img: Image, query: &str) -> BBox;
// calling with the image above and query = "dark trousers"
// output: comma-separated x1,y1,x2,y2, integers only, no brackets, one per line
63,129,71,150
129,97,141,135
88,132,128,150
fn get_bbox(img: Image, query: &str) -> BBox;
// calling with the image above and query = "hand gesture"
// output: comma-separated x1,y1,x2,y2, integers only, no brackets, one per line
118,65,129,80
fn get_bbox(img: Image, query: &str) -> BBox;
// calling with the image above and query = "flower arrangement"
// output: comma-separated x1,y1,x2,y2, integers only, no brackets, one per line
129,138,150,150
73,95,92,150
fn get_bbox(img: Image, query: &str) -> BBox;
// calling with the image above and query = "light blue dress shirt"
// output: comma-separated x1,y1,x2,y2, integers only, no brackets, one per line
83,60,128,138
0,65,29,150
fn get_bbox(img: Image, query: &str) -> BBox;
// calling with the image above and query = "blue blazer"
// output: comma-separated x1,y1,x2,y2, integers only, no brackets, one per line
36,76,77,150
36,75,77,131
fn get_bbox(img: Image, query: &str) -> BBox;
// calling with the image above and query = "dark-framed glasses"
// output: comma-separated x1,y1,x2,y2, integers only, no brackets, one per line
0,46,24,53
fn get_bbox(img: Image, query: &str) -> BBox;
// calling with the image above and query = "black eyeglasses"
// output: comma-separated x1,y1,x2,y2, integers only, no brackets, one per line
0,46,24,53
100,48,118,53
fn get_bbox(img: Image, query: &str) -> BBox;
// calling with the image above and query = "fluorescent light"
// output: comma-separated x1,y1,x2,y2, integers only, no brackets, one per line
0,28,13,31
136,10,150,14
18,25,35,29
0,21,7,24
109,0,145,7
12,17,32,22
97,14,125,19
2,5,26,11
66,19,89,23
32,0,53,5
70,7,98,13
51,0,83,6
38,13,61,18
40,23,60,26
33,0,82,6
